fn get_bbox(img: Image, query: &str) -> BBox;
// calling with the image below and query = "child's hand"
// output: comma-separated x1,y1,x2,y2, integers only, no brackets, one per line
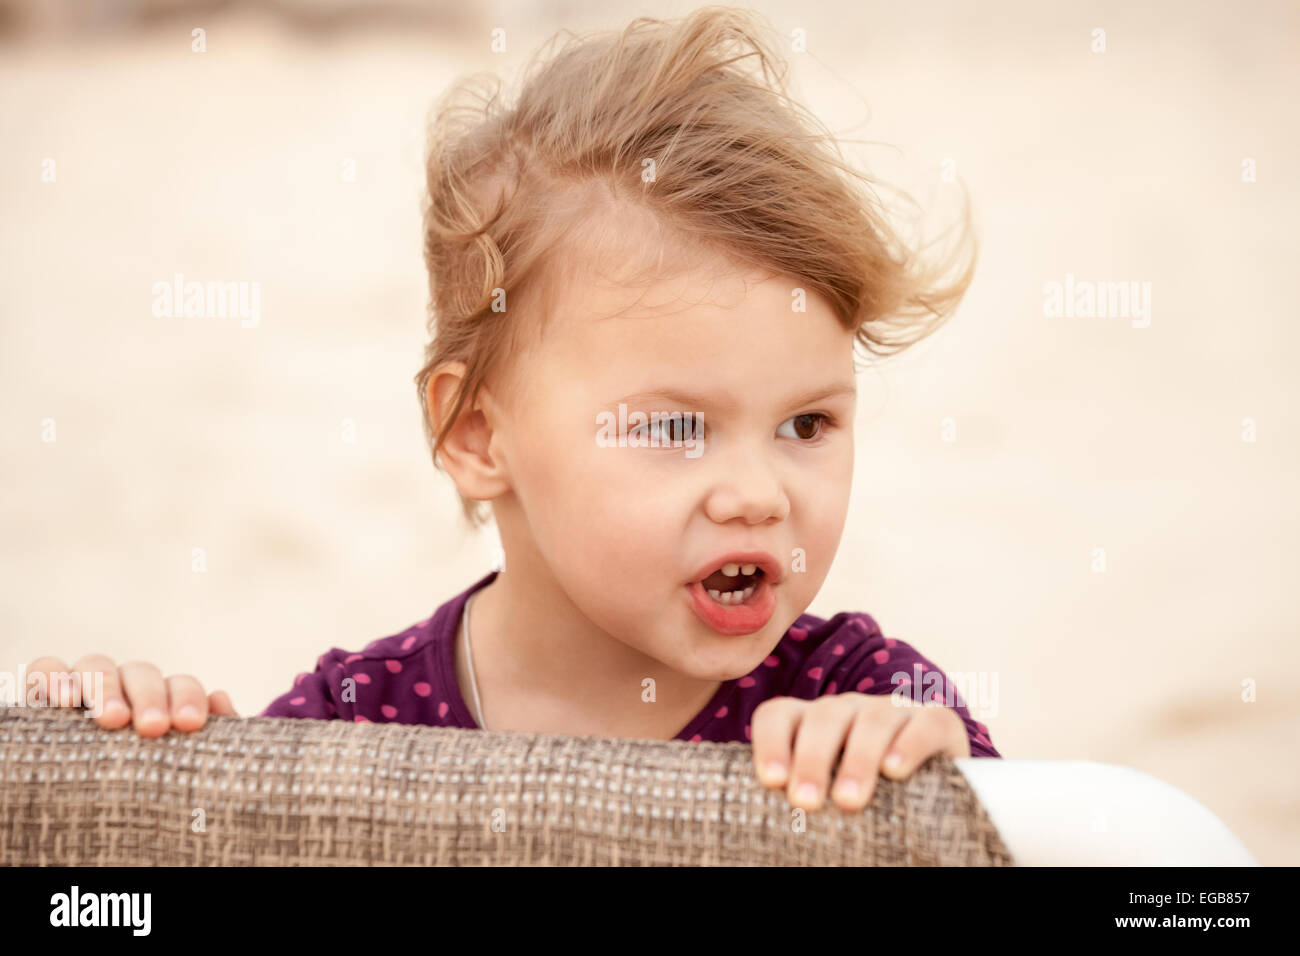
24,654,238,738
751,693,971,812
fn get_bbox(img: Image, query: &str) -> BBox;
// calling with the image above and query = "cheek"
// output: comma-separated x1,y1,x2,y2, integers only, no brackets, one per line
790,447,854,572
509,425,678,601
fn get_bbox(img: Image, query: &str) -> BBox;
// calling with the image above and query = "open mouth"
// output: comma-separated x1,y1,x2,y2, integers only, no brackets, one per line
685,556,778,635
699,562,764,605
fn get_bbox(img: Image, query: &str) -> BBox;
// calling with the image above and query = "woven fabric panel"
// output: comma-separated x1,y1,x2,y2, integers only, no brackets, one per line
0,706,1014,866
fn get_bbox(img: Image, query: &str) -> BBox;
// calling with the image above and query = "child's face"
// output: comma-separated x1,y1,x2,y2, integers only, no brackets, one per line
487,259,858,680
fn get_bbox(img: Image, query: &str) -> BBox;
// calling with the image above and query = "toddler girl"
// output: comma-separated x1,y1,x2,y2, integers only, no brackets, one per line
32,6,999,815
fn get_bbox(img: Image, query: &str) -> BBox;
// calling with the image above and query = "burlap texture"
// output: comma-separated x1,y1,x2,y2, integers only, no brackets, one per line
0,706,1014,865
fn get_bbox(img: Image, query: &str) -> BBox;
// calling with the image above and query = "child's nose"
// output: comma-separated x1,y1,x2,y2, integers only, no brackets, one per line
701,453,790,525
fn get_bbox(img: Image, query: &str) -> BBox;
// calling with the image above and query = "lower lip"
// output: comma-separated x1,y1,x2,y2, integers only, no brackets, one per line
685,577,776,636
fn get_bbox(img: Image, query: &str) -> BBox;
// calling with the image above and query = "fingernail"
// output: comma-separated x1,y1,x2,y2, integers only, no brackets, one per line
102,699,128,720
177,705,201,723
139,707,166,725
765,761,787,783
834,779,860,801
884,751,903,769
796,782,818,804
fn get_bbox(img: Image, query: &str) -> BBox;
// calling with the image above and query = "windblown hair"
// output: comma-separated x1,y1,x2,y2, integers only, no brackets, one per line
415,5,976,528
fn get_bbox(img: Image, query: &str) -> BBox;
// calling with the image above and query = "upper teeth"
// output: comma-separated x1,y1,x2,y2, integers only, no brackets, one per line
720,563,758,577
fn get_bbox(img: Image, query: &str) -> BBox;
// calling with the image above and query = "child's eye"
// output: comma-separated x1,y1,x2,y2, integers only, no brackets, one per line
658,418,694,443
628,417,701,444
777,413,832,441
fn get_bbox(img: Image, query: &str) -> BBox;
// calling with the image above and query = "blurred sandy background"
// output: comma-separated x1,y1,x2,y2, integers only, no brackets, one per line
1,0,1296,863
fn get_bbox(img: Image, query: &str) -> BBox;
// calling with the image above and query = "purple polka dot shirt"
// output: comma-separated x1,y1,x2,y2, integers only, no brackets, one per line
262,571,1001,757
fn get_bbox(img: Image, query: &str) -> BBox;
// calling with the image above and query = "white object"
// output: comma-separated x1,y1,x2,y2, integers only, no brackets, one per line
955,758,1259,866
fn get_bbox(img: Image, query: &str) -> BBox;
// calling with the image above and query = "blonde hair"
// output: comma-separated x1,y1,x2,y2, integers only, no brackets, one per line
415,5,976,528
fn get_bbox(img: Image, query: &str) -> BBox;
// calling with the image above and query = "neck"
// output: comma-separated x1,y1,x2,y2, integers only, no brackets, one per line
463,557,721,739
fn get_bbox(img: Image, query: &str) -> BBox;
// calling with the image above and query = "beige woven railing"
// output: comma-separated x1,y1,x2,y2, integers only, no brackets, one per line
0,706,1014,866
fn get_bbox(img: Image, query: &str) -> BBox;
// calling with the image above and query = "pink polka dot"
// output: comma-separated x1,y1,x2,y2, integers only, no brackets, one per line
353,672,371,684
401,635,416,650
344,654,363,664
763,655,780,668
715,706,728,719
975,721,988,734
385,659,402,674
413,682,432,697
381,704,398,719
832,643,845,656
789,627,808,642
738,676,756,688
744,724,751,740
437,701,449,719
884,638,897,648
827,681,837,695
872,649,889,664
353,715,369,723
807,666,823,680
856,677,874,691
690,734,702,742
294,673,306,686
918,662,928,671
852,617,868,631
289,697,306,706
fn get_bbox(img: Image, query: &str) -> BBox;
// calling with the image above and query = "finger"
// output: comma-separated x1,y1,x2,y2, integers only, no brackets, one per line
117,661,171,738
24,657,71,707
879,704,966,780
750,697,804,789
830,695,914,810
208,689,238,717
166,674,209,732
70,654,131,728
787,696,861,810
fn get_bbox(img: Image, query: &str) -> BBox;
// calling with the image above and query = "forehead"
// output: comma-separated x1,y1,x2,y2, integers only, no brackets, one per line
539,257,853,399
493,196,855,408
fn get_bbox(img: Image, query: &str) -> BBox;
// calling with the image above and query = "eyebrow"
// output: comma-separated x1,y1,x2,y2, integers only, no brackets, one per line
605,383,857,413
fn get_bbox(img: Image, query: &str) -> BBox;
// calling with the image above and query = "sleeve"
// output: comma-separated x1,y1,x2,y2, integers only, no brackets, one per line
840,632,1002,758
260,647,350,721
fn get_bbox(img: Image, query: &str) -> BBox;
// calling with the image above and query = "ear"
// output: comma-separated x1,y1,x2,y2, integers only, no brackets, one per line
425,361,511,504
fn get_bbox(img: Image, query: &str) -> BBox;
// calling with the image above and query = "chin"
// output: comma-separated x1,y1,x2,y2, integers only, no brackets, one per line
672,631,775,681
